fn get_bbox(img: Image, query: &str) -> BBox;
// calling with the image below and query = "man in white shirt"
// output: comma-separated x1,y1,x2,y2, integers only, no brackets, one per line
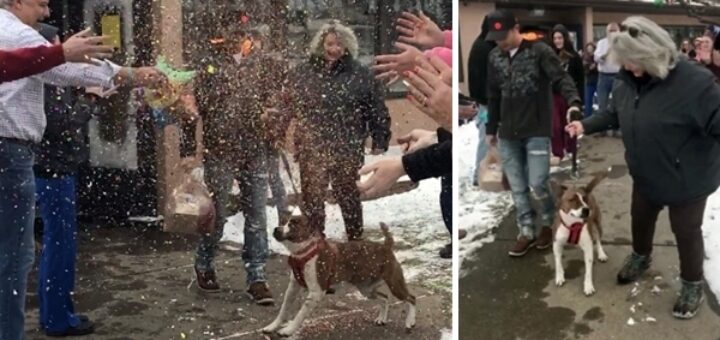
0,1,163,338
594,22,621,136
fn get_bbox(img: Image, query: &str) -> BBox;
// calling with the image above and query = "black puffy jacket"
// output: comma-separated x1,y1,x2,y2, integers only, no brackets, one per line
582,60,720,204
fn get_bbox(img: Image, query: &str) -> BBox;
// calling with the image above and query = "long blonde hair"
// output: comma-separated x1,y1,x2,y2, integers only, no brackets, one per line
609,16,679,79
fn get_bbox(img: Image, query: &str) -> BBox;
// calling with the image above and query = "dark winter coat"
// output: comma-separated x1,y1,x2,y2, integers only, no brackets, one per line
582,60,720,205
274,54,391,155
402,128,451,182
34,86,92,177
195,52,287,160
467,16,496,106
486,39,582,139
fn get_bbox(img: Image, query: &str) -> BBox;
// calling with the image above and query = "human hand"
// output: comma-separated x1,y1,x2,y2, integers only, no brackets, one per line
372,42,424,81
357,158,407,199
396,11,445,49
62,28,114,65
565,121,585,137
404,59,452,130
459,104,477,120
397,129,437,154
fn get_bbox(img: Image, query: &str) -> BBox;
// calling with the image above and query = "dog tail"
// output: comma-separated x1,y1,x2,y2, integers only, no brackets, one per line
380,222,394,249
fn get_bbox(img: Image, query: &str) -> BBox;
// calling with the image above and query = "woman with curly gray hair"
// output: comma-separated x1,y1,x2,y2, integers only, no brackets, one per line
270,20,391,240
567,16,720,319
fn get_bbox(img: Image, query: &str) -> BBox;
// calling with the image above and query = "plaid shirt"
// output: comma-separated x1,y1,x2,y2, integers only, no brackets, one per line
0,9,120,143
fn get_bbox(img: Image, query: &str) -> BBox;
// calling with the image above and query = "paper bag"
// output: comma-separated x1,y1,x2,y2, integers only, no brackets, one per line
478,146,511,192
164,164,216,235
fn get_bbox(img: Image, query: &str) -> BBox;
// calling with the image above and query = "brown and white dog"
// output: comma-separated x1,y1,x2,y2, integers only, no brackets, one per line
552,171,609,296
262,214,416,337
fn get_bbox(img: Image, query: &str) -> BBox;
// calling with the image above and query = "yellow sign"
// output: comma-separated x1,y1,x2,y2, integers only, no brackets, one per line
100,15,121,50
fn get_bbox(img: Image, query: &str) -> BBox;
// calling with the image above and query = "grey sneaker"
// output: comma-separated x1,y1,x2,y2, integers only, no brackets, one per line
617,252,651,284
673,280,704,319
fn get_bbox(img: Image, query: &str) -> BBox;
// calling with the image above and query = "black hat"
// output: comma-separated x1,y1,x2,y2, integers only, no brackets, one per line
38,23,59,43
485,10,518,41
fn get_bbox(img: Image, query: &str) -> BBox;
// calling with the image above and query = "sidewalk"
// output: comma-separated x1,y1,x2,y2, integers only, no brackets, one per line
24,225,451,340
459,135,720,340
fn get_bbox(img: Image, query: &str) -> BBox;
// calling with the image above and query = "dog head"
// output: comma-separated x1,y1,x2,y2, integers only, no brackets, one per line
273,209,319,251
554,171,608,222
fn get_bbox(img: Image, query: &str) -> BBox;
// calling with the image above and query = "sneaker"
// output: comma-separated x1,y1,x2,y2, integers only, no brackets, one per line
246,282,275,306
195,267,220,292
616,253,651,284
508,236,536,257
673,280,704,319
535,227,553,250
439,243,452,259
46,318,95,337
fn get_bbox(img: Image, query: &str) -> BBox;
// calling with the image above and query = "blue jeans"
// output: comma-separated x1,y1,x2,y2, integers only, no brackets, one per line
474,118,489,184
498,137,555,238
596,73,616,115
35,176,81,333
0,140,36,340
196,154,269,286
584,82,598,118
266,145,289,217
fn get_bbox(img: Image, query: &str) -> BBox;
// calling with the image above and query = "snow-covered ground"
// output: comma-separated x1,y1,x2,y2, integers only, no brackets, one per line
702,191,720,300
457,122,513,276
220,146,452,293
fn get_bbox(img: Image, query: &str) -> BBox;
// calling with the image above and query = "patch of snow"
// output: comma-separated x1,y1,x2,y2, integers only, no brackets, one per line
220,145,451,293
703,190,720,301
644,316,656,323
457,123,513,275
439,328,452,340
627,317,636,326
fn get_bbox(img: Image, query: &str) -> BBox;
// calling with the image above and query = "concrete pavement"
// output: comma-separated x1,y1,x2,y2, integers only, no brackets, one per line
460,135,720,340
24,225,450,340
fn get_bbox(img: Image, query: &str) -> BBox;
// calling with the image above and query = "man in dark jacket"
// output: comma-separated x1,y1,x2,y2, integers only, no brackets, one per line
33,24,96,337
271,21,391,241
484,10,582,257
193,26,283,304
467,15,496,186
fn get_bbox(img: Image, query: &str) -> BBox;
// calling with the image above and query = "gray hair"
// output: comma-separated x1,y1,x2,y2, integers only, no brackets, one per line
1,0,16,8
308,20,359,59
609,16,679,79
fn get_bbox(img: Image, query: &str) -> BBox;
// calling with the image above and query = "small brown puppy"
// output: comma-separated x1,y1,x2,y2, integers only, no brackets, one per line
552,171,609,296
263,214,416,337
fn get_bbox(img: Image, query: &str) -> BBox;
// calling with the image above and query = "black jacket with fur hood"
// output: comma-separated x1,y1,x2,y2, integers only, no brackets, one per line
582,60,720,204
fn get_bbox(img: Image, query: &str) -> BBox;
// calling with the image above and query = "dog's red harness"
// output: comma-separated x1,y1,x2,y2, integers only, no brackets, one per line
562,221,585,245
288,238,337,290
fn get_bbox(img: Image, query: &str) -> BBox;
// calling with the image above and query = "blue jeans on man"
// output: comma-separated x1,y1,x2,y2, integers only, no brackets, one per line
584,82,598,118
498,137,555,238
35,175,83,334
0,140,36,340
474,106,489,185
195,154,269,286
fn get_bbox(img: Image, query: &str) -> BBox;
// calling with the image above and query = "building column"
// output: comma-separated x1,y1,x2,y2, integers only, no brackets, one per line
584,6,594,43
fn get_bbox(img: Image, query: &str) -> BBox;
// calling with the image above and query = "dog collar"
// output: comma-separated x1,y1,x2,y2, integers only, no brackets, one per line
288,238,338,290
561,220,585,245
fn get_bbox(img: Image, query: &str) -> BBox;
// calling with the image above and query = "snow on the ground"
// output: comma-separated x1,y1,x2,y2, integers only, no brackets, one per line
703,190,720,300
457,122,513,276
221,146,451,293
439,328,452,340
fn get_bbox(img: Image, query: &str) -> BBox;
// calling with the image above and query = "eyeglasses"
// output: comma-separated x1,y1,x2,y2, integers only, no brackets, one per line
620,24,641,38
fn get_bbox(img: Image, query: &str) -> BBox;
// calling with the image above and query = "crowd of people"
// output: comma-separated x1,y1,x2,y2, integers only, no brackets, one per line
466,9,720,321
0,0,453,338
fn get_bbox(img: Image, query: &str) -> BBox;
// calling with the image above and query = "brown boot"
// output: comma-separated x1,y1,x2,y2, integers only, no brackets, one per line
535,227,553,250
246,282,275,306
508,236,536,257
195,268,220,292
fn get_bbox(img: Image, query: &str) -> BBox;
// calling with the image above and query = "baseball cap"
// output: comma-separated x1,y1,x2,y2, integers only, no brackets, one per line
485,10,518,41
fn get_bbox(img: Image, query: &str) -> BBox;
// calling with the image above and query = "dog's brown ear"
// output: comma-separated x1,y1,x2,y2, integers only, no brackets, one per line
586,170,609,193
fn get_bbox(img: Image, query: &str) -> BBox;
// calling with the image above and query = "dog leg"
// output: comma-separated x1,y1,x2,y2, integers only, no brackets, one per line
554,227,569,287
385,262,416,331
596,240,609,263
277,259,323,337
374,291,390,326
263,274,301,334
579,228,596,296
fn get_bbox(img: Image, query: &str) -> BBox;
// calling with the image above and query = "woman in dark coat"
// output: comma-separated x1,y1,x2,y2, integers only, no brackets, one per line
567,16,720,320
272,21,391,240
550,24,584,163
